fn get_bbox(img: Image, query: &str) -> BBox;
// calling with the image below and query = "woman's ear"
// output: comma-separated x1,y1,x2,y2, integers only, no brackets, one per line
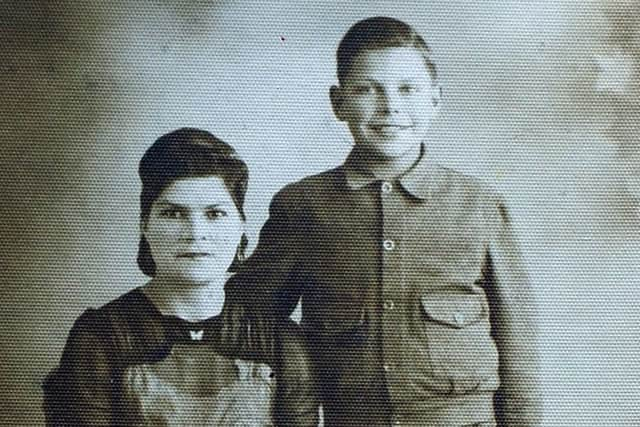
431,84,443,107
330,85,349,122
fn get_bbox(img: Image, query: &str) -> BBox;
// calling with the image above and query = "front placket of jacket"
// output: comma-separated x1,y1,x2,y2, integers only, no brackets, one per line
378,179,408,412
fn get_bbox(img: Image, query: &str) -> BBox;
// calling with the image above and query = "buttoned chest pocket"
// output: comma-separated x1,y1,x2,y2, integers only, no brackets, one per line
420,292,500,394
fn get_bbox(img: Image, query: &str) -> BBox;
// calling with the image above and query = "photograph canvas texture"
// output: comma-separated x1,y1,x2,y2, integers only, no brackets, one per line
1,1,639,426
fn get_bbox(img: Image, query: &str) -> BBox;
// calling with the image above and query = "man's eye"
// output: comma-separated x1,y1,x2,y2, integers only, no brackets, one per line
206,210,227,220
399,85,418,94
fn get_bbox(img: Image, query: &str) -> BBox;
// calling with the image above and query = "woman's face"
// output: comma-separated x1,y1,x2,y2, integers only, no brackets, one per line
142,176,244,285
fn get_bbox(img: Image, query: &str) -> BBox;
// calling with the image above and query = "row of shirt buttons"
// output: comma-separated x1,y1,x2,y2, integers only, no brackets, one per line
382,182,395,253
382,179,396,345
382,181,402,427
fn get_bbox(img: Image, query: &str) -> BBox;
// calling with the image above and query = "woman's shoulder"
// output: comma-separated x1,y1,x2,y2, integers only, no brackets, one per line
99,287,155,314
71,289,152,335
68,288,167,363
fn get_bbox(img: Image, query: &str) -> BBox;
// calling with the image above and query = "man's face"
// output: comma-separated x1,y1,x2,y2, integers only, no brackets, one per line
332,46,440,160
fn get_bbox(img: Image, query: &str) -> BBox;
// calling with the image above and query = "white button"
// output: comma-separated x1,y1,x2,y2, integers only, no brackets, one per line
384,300,395,310
383,364,390,372
381,181,393,193
383,240,395,251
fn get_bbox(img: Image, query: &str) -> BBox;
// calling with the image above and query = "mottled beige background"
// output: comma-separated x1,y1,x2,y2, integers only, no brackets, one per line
1,1,639,425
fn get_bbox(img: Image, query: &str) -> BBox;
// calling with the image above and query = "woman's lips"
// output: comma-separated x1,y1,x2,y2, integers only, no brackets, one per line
176,252,211,258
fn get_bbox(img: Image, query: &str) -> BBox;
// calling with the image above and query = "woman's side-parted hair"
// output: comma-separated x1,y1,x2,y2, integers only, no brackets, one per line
336,16,438,84
137,128,249,277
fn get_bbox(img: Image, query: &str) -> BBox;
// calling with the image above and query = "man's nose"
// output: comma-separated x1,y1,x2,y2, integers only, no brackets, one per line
377,89,401,114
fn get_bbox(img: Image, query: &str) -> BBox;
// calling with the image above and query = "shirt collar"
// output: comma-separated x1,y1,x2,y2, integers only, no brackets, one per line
342,143,445,200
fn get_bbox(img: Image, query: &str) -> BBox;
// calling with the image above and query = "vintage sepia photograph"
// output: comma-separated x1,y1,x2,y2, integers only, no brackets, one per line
1,1,639,426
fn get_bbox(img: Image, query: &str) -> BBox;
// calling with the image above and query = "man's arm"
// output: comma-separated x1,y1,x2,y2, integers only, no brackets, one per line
225,186,307,318
273,319,319,427
483,196,542,427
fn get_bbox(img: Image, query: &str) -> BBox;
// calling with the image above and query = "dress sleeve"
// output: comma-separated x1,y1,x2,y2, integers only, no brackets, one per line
43,309,116,427
225,186,307,317
273,319,319,427
483,196,542,427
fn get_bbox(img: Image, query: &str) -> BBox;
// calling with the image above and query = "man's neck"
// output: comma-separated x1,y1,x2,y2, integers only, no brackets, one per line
355,144,423,180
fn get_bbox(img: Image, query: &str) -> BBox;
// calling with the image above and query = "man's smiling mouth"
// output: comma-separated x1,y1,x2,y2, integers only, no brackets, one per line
370,124,412,132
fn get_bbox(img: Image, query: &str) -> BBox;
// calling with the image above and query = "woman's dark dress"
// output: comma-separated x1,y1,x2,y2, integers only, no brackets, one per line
43,289,318,426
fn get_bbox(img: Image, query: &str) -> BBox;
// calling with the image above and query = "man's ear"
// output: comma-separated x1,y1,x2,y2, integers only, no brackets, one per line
140,218,147,235
330,85,349,122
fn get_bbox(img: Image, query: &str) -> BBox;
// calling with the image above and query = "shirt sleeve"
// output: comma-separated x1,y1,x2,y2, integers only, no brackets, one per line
225,186,307,318
44,309,115,427
273,319,320,427
483,195,542,427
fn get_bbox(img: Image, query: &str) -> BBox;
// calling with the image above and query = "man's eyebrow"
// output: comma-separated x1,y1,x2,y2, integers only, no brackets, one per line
154,200,183,207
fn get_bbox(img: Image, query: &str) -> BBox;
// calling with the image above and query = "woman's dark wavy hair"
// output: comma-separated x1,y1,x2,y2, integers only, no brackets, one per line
137,128,248,277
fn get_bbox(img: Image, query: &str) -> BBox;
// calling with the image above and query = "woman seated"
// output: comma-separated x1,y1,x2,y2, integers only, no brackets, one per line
43,128,318,426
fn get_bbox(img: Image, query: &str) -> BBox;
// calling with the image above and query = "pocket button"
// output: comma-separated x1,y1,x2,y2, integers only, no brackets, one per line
383,299,395,310
453,312,466,326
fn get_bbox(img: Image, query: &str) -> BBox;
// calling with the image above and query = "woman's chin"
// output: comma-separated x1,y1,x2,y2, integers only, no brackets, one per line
160,268,229,287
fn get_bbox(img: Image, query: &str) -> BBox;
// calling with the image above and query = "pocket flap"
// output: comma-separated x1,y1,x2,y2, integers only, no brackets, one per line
420,293,486,328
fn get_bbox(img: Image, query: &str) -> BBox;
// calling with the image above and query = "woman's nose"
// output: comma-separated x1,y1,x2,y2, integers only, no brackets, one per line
181,215,210,240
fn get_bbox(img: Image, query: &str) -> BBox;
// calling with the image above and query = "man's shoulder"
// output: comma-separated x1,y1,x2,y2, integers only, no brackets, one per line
283,167,344,192
437,165,500,201
272,167,345,204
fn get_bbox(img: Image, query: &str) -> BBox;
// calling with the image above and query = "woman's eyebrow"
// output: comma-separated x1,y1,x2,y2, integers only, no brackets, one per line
204,203,230,209
155,200,231,209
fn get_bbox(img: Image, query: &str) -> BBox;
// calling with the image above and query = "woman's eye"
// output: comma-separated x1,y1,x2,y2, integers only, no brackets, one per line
160,208,184,219
206,210,227,220
352,85,373,95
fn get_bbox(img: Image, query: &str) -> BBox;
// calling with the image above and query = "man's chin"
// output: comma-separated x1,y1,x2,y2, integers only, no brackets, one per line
367,141,420,161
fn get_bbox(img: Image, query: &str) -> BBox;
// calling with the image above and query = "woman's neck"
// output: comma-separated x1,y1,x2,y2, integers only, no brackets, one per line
142,276,227,321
